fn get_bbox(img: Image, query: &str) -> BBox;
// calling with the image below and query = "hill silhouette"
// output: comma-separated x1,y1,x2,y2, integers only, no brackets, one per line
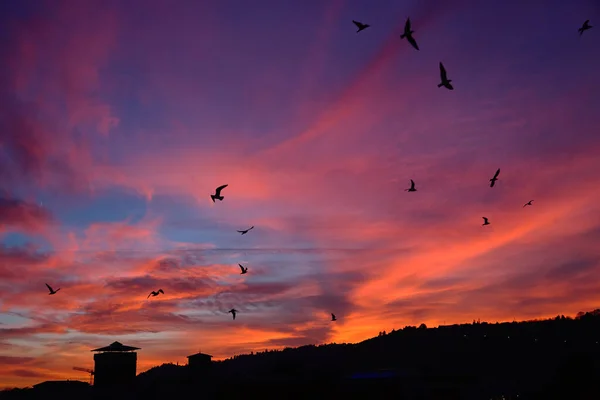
2,310,600,399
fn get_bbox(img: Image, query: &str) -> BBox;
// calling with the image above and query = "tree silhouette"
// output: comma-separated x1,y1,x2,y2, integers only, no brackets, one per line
5,309,600,399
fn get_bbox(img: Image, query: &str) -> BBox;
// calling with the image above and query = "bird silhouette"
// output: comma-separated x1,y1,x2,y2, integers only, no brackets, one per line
482,217,490,226
239,264,248,274
400,18,419,50
405,179,417,192
331,313,337,321
45,283,60,295
437,62,453,90
237,226,254,235
228,309,238,320
211,184,228,202
489,168,500,187
579,20,592,36
352,20,370,33
147,289,164,299
523,200,534,208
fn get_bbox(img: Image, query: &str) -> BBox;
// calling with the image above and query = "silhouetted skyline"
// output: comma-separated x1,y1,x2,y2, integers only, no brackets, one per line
1,0,599,389
4,311,600,399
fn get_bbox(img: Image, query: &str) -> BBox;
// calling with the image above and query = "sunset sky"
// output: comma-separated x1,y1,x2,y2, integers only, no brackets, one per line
1,0,600,389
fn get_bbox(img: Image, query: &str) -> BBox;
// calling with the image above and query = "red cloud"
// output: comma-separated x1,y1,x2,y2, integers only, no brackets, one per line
0,244,49,281
0,356,35,365
0,194,54,233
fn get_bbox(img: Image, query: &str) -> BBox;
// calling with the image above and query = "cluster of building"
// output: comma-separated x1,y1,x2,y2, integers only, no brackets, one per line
34,341,212,390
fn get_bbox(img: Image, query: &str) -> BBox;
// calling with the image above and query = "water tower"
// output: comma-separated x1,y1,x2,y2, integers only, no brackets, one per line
91,341,140,387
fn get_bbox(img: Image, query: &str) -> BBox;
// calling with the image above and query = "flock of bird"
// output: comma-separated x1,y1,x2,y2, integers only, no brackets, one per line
42,16,594,327
406,167,528,228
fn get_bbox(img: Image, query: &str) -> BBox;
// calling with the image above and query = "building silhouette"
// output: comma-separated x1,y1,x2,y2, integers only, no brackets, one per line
187,351,213,373
29,380,91,400
91,341,140,388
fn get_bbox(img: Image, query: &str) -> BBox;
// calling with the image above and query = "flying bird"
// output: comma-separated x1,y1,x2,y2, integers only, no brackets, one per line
405,179,417,192
523,200,534,208
579,20,592,36
239,264,248,274
45,283,60,295
331,313,337,321
437,62,453,90
489,168,500,187
147,289,164,299
482,217,490,226
237,226,254,235
211,184,228,203
400,18,419,50
228,309,238,320
352,20,370,33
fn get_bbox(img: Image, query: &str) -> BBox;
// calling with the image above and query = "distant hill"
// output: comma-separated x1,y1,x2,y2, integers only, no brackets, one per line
135,309,600,398
4,309,600,399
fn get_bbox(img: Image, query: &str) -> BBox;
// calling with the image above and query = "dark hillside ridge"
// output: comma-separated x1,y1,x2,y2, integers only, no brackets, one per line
3,310,600,399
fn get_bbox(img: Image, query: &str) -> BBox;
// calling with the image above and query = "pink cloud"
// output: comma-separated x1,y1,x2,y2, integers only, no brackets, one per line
0,245,49,282
80,218,162,251
0,194,54,234
0,0,119,193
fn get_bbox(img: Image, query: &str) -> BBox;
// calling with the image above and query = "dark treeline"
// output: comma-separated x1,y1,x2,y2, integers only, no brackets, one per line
3,310,600,399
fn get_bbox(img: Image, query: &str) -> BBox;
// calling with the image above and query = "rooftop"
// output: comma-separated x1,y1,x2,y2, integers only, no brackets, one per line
33,380,90,389
91,341,141,352
187,351,213,358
